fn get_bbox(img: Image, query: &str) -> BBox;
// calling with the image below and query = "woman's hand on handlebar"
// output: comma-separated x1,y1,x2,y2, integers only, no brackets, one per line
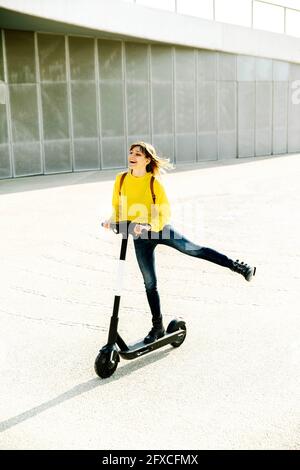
102,219,111,230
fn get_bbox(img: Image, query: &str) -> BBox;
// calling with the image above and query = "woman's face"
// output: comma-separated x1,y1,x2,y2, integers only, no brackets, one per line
128,146,150,171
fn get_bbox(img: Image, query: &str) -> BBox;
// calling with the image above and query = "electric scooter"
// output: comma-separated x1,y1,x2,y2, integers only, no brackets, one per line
94,220,186,379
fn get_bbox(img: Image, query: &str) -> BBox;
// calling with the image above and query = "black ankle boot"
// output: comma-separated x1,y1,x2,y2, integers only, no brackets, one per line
144,317,165,344
231,259,256,281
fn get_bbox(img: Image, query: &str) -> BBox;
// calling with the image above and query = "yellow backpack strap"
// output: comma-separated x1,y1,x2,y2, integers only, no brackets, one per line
150,176,156,204
119,171,128,196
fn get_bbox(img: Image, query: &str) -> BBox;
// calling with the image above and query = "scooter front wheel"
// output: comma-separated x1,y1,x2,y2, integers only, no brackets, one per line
167,320,187,348
94,350,119,378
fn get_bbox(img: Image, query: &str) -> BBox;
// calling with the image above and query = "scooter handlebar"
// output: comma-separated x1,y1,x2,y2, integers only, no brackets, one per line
101,220,151,236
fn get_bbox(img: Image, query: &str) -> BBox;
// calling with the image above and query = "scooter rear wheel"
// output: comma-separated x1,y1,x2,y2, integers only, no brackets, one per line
167,320,187,348
94,350,119,378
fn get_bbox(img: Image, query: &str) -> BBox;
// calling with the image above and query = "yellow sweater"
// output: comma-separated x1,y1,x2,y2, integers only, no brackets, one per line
110,171,171,232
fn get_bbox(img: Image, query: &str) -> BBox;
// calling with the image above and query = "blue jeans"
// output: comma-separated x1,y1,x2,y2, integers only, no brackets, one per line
133,225,234,321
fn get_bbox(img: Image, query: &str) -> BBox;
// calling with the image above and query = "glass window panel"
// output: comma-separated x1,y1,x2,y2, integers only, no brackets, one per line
177,0,213,19
44,140,71,173
198,134,217,161
5,30,36,84
238,82,255,157
136,0,175,12
253,1,285,33
273,60,289,81
215,0,252,27
288,81,300,151
98,40,122,81
289,62,300,81
125,43,148,81
101,137,126,169
13,142,41,176
152,83,173,134
286,9,300,38
218,53,236,81
237,55,255,81
151,45,173,82
74,139,100,170
176,135,196,163
71,82,98,138
0,144,11,178
256,82,272,155
69,36,95,80
256,58,272,81
198,82,217,132
176,82,196,133
218,82,236,132
0,98,8,143
100,82,124,137
38,34,66,82
0,34,4,81
175,48,195,82
126,82,150,135
273,81,288,154
9,85,39,142
198,51,217,81
41,83,69,139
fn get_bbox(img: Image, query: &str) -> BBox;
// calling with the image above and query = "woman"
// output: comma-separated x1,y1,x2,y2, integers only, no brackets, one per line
103,142,256,344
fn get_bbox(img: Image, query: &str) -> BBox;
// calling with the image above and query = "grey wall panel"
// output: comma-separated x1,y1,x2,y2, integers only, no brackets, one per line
100,82,124,137
98,40,122,81
41,83,69,139
74,139,100,170
176,81,195,133
101,137,126,169
69,36,95,80
125,43,148,81
0,95,8,143
198,50,216,81
273,81,288,154
71,82,97,138
151,45,173,82
9,84,39,142
238,82,255,157
198,81,217,160
176,48,195,82
237,56,255,81
176,134,196,163
288,82,300,152
218,53,236,81
255,81,272,156
256,58,272,81
273,60,289,81
289,63,300,81
152,135,174,161
38,34,66,82
126,83,150,136
13,142,41,176
5,30,36,84
218,81,237,158
0,144,11,178
44,140,71,173
0,33,4,81
198,134,217,161
152,83,173,134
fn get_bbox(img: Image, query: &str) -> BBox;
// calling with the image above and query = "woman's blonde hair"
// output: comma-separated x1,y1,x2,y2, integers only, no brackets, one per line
129,142,174,177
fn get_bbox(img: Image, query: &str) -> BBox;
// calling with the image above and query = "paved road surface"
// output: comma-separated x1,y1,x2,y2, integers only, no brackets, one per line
0,154,299,449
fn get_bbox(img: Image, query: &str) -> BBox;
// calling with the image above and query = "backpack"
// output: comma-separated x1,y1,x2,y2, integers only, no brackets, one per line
118,171,156,204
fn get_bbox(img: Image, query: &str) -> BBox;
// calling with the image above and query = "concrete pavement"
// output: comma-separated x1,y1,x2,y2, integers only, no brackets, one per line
0,154,299,449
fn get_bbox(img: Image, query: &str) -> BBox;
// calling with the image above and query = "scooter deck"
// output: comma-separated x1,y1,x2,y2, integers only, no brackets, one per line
117,329,185,360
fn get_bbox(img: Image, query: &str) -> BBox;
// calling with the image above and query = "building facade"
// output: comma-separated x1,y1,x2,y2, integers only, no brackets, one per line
0,0,300,179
